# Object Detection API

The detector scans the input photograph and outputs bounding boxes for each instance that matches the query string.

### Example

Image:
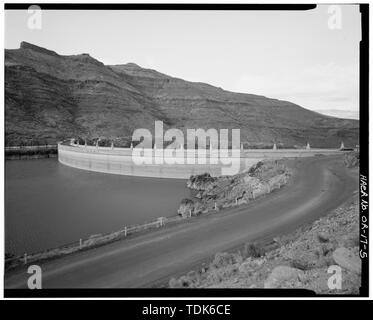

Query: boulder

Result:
[264,266,303,288]
[187,173,217,191]
[238,260,253,274]
[284,241,321,270]
[332,247,361,275]
[317,232,330,243]
[339,227,359,248]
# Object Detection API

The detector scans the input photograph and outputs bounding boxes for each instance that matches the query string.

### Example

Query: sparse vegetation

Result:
[169,197,361,294]
[5,252,14,260]
[169,246,258,288]
[178,160,291,217]
[169,275,195,288]
[344,151,359,168]
[242,242,265,258]
[211,252,242,269]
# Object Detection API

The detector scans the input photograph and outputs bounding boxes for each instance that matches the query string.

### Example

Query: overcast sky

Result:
[5,5,361,119]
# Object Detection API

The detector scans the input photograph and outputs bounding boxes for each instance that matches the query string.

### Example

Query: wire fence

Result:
[5,215,187,271]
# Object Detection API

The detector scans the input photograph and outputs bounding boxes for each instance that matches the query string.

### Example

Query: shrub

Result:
[242,242,265,258]
[344,152,359,168]
[206,264,239,284]
[169,277,182,288]
[98,138,112,147]
[169,275,195,288]
[186,270,200,285]
[210,252,240,269]
[5,252,14,260]
[290,259,311,271]
[180,198,194,206]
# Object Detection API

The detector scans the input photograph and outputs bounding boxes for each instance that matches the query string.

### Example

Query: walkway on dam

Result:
[58,142,346,178]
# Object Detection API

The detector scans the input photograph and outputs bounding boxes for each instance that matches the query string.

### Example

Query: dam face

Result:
[58,143,344,179]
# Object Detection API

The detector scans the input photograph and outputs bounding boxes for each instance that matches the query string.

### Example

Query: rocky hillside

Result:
[178,160,291,217]
[169,195,361,294]
[5,42,359,147]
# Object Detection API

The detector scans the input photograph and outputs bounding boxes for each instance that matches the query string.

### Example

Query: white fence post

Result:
[23,253,27,265]
[159,217,165,227]
[124,226,127,237]
[79,239,82,249]
[158,217,163,227]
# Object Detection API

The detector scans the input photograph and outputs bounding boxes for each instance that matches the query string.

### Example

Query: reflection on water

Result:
[5,159,190,255]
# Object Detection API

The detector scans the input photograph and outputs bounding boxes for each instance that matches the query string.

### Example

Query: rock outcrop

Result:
[187,173,217,191]
[264,266,304,289]
[178,160,291,217]
[332,247,361,275]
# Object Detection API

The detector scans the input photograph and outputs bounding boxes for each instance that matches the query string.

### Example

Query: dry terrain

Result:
[5,155,357,289]
[169,155,360,294]
[6,42,358,147]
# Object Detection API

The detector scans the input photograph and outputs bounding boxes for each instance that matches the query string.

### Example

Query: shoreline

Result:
[5,146,57,160]
[6,154,57,160]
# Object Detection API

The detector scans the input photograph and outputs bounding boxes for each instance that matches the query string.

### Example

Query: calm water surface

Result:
[5,159,190,255]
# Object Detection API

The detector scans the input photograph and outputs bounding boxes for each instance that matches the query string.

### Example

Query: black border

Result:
[3,3,369,299]
[1,300,367,318]
[5,288,317,298]
[5,3,316,10]
[358,3,369,298]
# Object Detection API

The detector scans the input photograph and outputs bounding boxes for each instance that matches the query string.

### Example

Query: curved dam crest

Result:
[58,143,345,179]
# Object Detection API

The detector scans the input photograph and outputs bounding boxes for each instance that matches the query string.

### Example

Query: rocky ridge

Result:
[6,42,359,147]
[177,160,291,217]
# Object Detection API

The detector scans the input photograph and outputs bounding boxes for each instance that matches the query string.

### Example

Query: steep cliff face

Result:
[5,42,359,147]
[5,42,162,144]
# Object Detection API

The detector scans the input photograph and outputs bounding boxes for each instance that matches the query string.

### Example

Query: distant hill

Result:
[5,42,359,148]
[314,109,359,120]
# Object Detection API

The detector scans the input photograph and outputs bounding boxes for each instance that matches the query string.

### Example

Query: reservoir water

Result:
[5,158,191,255]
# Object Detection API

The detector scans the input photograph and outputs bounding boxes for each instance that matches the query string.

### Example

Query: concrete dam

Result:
[58,142,345,179]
